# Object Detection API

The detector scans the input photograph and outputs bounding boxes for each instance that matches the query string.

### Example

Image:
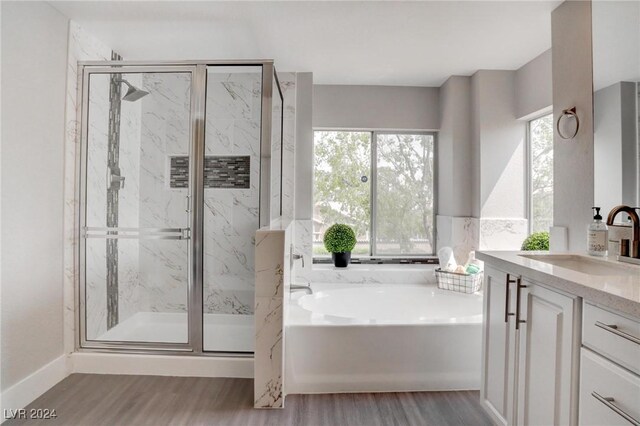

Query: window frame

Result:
[312,128,438,262]
[526,112,554,235]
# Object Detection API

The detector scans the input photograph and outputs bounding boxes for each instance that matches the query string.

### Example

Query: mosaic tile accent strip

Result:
[170,156,189,189]
[106,50,123,330]
[170,156,251,189]
[206,156,251,188]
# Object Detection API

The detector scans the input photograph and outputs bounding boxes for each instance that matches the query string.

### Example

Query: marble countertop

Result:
[476,251,640,318]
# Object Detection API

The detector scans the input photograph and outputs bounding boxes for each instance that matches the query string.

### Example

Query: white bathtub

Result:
[285,283,483,394]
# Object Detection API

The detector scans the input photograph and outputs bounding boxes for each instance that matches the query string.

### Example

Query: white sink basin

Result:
[518,254,639,277]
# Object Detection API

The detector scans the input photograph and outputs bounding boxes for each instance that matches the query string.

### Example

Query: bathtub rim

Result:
[287,282,484,327]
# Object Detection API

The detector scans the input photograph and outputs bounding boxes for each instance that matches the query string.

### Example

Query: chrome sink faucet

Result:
[607,205,640,259]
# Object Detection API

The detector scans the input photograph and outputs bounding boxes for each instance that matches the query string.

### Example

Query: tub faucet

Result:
[290,245,304,268]
[607,205,640,259]
[290,283,313,295]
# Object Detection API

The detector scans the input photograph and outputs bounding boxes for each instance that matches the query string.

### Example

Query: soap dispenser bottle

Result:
[588,207,608,257]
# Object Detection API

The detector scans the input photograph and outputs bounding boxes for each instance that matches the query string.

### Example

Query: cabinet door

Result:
[481,266,518,426]
[516,281,579,426]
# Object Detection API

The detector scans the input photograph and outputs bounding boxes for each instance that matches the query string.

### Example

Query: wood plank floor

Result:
[6,374,492,426]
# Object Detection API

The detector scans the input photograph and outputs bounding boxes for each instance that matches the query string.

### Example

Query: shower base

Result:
[97,312,254,352]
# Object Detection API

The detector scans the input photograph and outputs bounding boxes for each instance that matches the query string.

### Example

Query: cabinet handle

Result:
[515,279,527,330]
[591,391,640,426]
[595,321,640,345]
[504,275,516,323]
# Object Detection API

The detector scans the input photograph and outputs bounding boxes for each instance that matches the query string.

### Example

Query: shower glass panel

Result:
[82,70,193,345]
[271,76,284,219]
[202,66,263,352]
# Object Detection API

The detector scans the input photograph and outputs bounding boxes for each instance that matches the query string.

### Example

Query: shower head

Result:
[119,79,149,102]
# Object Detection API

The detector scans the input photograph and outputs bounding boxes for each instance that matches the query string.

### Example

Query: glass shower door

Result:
[81,67,195,348]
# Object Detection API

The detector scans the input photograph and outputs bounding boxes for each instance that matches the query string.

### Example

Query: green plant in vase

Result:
[323,224,357,268]
[521,231,550,251]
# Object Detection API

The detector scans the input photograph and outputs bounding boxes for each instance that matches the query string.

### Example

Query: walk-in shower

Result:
[78,61,283,355]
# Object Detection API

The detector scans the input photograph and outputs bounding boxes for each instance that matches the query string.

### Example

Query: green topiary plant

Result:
[521,231,550,251]
[323,224,357,253]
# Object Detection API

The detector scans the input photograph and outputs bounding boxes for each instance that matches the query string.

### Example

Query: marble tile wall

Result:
[271,83,283,221]
[203,70,263,316]
[436,215,527,262]
[436,215,479,265]
[278,73,297,223]
[292,219,313,283]
[138,72,192,314]
[254,220,292,408]
[114,75,144,324]
[479,218,528,251]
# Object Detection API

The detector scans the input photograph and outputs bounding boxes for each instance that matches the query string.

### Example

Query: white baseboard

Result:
[1,355,69,422]
[71,352,254,378]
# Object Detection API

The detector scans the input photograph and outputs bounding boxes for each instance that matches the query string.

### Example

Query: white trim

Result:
[1,356,69,421]
[518,105,553,122]
[313,126,440,133]
[70,352,254,378]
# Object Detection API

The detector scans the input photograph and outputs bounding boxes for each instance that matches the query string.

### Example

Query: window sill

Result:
[311,263,437,272]
[313,257,438,265]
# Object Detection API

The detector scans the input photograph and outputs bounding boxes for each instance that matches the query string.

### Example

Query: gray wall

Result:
[594,81,638,215]
[515,49,553,120]
[551,0,594,251]
[1,1,68,390]
[438,76,472,217]
[295,73,314,220]
[313,85,439,130]
[471,70,527,219]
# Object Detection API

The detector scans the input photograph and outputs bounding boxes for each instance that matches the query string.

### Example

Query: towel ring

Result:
[556,107,579,140]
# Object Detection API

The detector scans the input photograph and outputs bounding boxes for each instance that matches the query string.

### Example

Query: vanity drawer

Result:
[580,349,640,426]
[583,302,640,374]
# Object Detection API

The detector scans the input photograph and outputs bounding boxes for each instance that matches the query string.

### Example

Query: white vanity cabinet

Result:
[481,265,580,426]
[579,303,640,426]
[515,281,580,426]
[481,266,517,426]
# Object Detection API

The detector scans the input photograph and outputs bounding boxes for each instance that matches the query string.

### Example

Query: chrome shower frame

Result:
[76,60,283,356]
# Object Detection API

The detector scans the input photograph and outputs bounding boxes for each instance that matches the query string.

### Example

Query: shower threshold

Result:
[96,312,255,352]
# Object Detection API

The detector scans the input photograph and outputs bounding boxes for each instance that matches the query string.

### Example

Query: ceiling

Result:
[50,1,560,87]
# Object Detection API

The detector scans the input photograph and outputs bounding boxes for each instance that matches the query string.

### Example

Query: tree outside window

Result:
[313,131,435,257]
[529,114,554,234]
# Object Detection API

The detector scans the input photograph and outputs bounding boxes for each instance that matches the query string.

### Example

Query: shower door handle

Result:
[83,227,190,240]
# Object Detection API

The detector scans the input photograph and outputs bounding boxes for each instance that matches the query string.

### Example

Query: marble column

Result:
[254,220,292,408]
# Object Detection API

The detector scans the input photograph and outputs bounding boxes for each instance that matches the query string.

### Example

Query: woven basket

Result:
[435,268,482,294]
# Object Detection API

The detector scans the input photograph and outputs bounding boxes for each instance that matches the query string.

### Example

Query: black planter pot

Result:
[331,252,351,268]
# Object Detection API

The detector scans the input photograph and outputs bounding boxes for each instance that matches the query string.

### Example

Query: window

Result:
[528,114,554,234]
[313,130,436,258]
